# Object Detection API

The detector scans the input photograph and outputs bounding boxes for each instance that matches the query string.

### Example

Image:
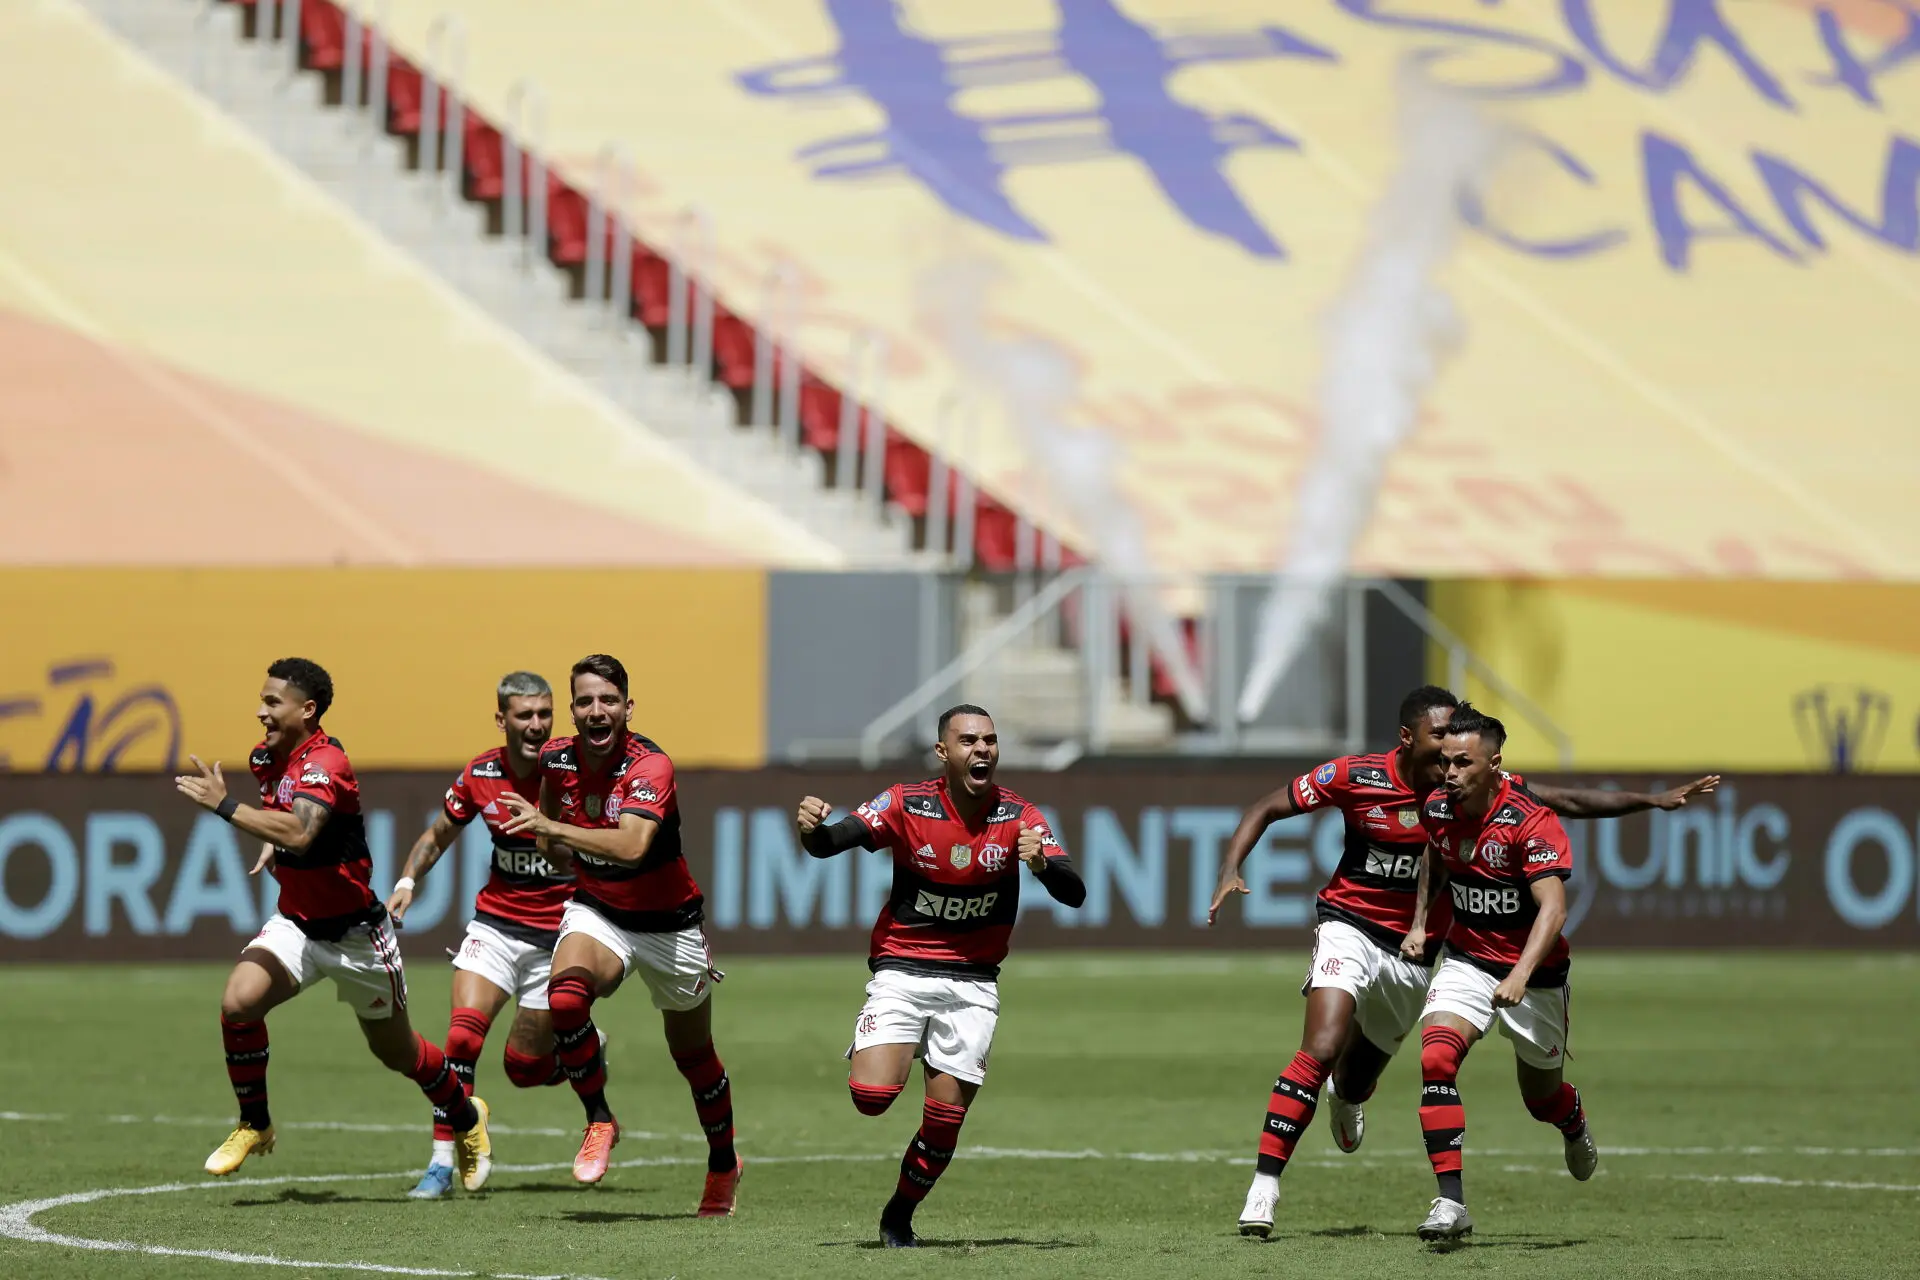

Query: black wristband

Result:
[215,797,239,822]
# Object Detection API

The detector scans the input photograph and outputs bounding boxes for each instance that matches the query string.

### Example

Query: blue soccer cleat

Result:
[408,1163,455,1200]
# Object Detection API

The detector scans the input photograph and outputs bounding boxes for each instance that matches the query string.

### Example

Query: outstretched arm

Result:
[175,756,326,851]
[1208,784,1299,925]
[1532,775,1720,818]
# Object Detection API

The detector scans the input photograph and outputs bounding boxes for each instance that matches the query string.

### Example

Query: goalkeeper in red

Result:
[1404,704,1592,1242]
[794,704,1085,1248]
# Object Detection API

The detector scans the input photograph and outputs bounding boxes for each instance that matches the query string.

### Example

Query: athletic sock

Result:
[220,1014,271,1131]
[502,1045,565,1089]
[672,1041,736,1174]
[1419,1025,1470,1205]
[1525,1082,1587,1139]
[548,974,612,1124]
[434,1007,491,1146]
[896,1097,967,1205]
[408,1035,478,1133]
[850,1081,903,1115]
[1255,1051,1327,1179]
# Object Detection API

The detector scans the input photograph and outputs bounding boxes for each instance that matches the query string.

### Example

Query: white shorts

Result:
[245,912,407,1021]
[556,900,720,1013]
[1301,919,1433,1051]
[451,919,553,1011]
[848,969,1000,1085]
[1422,955,1570,1069]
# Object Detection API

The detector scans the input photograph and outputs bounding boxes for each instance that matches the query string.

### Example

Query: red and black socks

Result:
[220,1014,271,1131]
[433,1007,491,1145]
[850,1081,904,1115]
[1255,1051,1327,1180]
[1419,1025,1471,1205]
[1525,1082,1588,1139]
[672,1041,737,1174]
[889,1096,968,1223]
[548,974,611,1123]
[409,1035,478,1133]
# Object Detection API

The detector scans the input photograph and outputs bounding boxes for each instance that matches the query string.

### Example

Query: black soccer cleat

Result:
[879,1197,918,1249]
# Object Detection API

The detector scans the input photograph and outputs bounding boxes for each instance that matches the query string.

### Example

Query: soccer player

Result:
[173,657,491,1189]
[1208,685,1716,1235]
[387,671,573,1200]
[496,653,742,1216]
[1402,704,1593,1241]
[794,703,1087,1249]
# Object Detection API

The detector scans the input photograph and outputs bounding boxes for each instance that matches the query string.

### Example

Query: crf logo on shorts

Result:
[1451,882,1522,915]
[858,1013,877,1035]
[1320,957,1342,975]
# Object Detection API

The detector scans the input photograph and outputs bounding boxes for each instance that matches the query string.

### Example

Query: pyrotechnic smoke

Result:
[916,253,1208,721]
[1237,65,1505,724]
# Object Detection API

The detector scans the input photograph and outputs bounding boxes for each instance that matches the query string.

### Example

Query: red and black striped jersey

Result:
[443,746,571,949]
[249,730,376,937]
[1421,777,1573,987]
[1290,750,1449,957]
[540,731,702,933]
[852,778,1063,981]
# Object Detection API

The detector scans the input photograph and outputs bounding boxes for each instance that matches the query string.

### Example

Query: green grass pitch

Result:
[0,952,1914,1278]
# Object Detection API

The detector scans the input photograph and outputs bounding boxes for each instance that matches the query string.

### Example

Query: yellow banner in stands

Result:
[0,570,767,772]
[1433,578,1920,771]
[388,0,1920,578]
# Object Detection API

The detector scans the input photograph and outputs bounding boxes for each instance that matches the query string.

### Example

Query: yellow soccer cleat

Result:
[454,1097,492,1192]
[204,1125,275,1176]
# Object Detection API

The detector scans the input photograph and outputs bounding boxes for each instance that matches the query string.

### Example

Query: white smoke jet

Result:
[1237,65,1506,724]
[916,252,1208,722]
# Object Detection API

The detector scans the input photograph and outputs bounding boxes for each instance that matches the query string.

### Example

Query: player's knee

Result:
[849,1081,903,1116]
[502,1046,551,1089]
[547,973,594,1023]
[1419,1026,1466,1081]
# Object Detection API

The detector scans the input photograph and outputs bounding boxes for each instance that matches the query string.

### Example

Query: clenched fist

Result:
[1017,827,1048,873]
[796,796,833,834]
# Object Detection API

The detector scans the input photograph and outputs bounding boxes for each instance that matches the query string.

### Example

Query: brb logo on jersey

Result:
[914,888,999,922]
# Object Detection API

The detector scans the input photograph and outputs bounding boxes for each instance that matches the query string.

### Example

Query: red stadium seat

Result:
[546,177,587,265]
[711,308,756,390]
[463,112,503,201]
[385,57,422,135]
[798,377,841,453]
[973,497,1018,571]
[631,245,671,327]
[299,0,346,71]
[884,431,931,517]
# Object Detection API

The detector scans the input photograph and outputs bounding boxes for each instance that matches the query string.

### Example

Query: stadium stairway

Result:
[0,0,851,566]
[89,0,934,568]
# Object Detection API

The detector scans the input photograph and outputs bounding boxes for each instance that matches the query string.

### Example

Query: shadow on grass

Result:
[821,1238,1081,1251]
[230,1189,400,1208]
[559,1209,700,1225]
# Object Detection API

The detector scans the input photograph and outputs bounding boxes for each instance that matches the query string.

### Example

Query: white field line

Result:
[10,1112,1920,1161]
[4,1141,1918,1276]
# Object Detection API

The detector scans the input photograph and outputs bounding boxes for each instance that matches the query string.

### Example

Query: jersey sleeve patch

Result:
[443,765,477,824]
[618,752,675,818]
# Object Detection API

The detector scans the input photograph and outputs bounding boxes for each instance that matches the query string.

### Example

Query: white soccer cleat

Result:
[1417,1196,1473,1242]
[1237,1174,1279,1237]
[1565,1123,1598,1181]
[1323,1077,1364,1153]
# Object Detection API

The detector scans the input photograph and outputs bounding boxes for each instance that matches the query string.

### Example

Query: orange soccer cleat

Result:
[698,1158,743,1217]
[572,1120,621,1184]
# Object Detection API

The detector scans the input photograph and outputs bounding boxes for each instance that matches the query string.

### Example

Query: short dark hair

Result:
[937,703,992,737]
[1444,702,1507,751]
[1398,684,1461,730]
[267,657,333,721]
[570,654,629,699]
[497,670,552,711]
